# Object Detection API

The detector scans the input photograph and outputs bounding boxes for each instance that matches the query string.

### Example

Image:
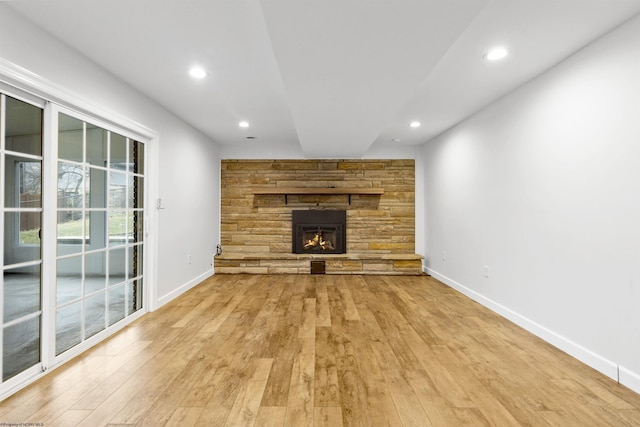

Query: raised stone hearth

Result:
[214,253,424,275]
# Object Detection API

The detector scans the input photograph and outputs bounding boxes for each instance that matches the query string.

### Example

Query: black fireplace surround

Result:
[292,210,346,254]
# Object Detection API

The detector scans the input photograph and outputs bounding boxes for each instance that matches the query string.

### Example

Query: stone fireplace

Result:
[216,159,423,274]
[292,210,346,254]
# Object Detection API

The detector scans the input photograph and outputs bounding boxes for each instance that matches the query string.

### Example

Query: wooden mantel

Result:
[252,187,384,204]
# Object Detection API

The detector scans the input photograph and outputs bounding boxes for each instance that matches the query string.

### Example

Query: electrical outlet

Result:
[441,250,446,261]
[188,254,192,264]
[484,265,490,278]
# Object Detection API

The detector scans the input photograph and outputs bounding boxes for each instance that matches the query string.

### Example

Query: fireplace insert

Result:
[292,210,346,254]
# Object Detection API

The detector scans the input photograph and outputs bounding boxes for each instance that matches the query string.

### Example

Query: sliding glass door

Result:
[0,88,146,394]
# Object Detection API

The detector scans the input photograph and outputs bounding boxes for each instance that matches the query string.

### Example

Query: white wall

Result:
[0,4,220,308]
[421,14,640,393]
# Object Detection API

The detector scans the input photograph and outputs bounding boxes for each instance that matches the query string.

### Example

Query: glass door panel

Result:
[1,94,43,382]
[56,256,83,304]
[54,111,145,357]
[58,113,83,162]
[108,285,125,326]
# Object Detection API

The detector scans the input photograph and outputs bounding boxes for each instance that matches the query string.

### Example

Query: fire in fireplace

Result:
[292,210,346,254]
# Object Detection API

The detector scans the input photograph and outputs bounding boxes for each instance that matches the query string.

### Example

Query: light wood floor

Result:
[2,274,640,426]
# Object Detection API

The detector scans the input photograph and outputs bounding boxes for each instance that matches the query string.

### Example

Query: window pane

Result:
[5,96,42,156]
[57,256,82,304]
[3,316,40,381]
[109,285,125,326]
[131,140,144,175]
[56,302,82,355]
[57,210,84,254]
[84,292,106,339]
[85,251,106,294]
[19,161,42,209]
[87,167,106,209]
[108,211,126,246]
[4,156,41,208]
[86,124,107,166]
[4,212,40,265]
[110,132,126,168]
[19,211,41,246]
[87,210,106,250]
[3,264,41,323]
[58,113,83,162]
[109,171,126,209]
[108,247,126,286]
[58,162,84,209]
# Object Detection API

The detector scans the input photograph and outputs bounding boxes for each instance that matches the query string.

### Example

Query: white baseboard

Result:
[620,366,640,395]
[155,268,214,310]
[425,268,640,394]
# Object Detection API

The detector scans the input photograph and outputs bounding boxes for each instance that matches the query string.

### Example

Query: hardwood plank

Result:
[314,327,341,407]
[314,406,344,427]
[0,407,15,417]
[335,276,361,321]
[260,277,299,406]
[336,369,373,427]
[299,298,316,339]
[451,407,492,426]
[324,280,377,426]
[429,344,521,426]
[549,378,639,426]
[72,347,184,426]
[284,338,315,427]
[326,281,357,373]
[315,277,332,327]
[135,355,218,426]
[260,358,294,407]
[347,319,403,426]
[164,407,204,427]
[254,406,286,427]
[225,358,274,426]
[9,340,156,424]
[368,338,431,426]
[48,409,92,427]
[171,290,221,328]
[193,367,245,426]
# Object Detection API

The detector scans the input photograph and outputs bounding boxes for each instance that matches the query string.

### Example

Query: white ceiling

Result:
[7,0,640,158]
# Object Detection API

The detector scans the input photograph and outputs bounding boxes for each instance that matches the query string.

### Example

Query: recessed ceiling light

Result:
[238,121,250,128]
[484,47,508,61]
[409,121,421,128]
[189,66,207,79]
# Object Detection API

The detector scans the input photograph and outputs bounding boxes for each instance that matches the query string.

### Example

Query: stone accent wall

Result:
[219,159,415,257]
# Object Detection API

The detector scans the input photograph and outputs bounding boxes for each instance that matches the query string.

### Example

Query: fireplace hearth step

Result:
[214,253,424,275]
